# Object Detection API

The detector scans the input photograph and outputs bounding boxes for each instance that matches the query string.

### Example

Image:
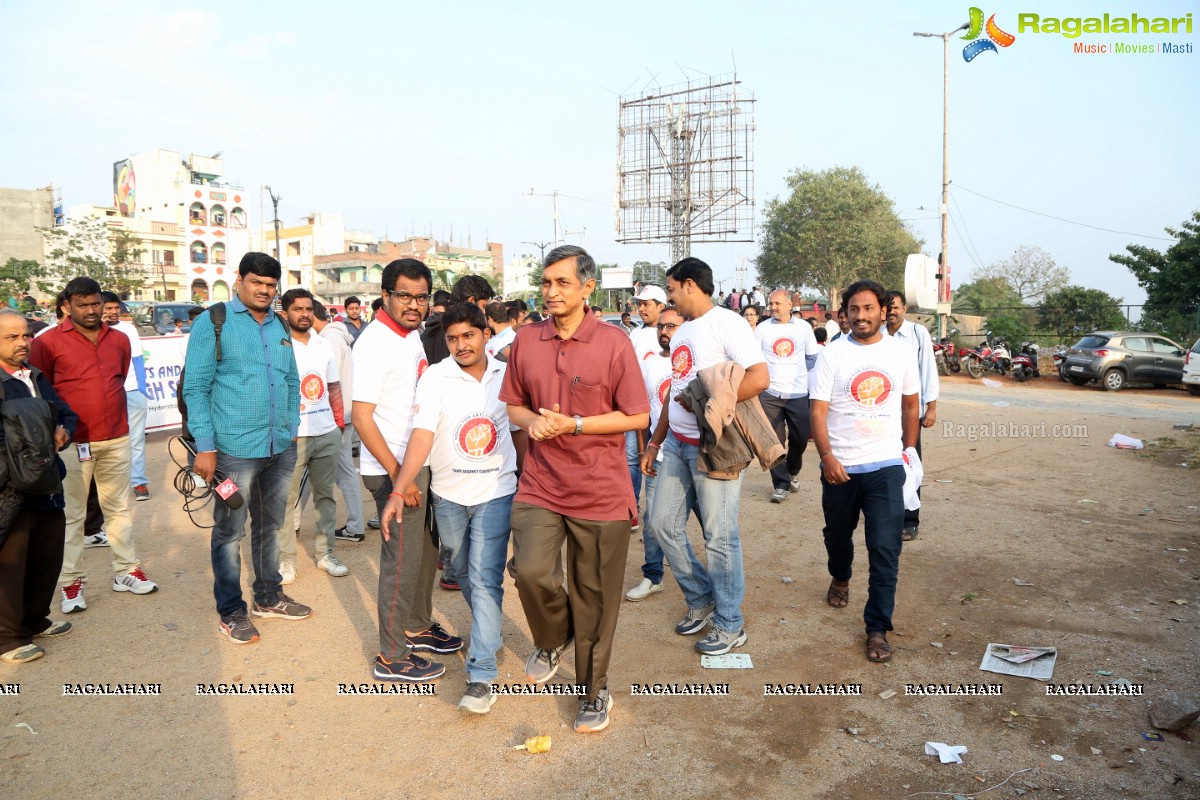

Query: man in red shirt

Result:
[500,245,649,733]
[30,277,158,615]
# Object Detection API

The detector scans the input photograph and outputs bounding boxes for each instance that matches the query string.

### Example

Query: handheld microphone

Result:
[211,469,244,510]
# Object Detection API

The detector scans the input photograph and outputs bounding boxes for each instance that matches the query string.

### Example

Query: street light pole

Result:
[265,184,283,287]
[914,22,969,339]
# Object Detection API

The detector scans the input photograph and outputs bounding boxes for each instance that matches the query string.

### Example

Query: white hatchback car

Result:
[1185,338,1200,396]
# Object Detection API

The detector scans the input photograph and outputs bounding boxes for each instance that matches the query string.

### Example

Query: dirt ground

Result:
[2,373,1198,799]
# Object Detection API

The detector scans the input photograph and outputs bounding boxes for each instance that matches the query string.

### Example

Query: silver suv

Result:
[1063,331,1187,391]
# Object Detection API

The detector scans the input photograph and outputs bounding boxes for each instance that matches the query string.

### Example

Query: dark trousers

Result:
[821,465,904,634]
[760,393,811,490]
[85,479,103,536]
[0,506,66,653]
[508,501,631,701]
[904,428,923,531]
[364,469,436,660]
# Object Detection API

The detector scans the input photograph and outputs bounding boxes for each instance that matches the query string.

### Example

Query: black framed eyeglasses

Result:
[388,291,431,307]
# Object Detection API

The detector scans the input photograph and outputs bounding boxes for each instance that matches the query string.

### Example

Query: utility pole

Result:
[914,20,970,339]
[265,184,283,286]
[522,240,552,263]
[523,189,560,247]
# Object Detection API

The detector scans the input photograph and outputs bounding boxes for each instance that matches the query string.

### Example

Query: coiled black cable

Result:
[168,435,217,529]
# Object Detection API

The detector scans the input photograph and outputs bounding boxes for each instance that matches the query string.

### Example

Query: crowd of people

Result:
[0,247,939,735]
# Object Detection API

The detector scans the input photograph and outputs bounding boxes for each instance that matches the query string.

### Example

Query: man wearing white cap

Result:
[625,285,668,511]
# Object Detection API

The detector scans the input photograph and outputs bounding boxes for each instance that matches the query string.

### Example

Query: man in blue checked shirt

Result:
[184,252,312,645]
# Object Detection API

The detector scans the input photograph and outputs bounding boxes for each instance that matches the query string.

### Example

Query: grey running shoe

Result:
[574,689,613,733]
[675,604,714,636]
[525,637,572,684]
[34,620,72,638]
[252,593,312,620]
[458,682,498,714]
[219,612,260,644]
[1,644,45,663]
[770,487,788,503]
[695,626,747,655]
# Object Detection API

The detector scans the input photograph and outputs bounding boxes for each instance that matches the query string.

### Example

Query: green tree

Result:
[1037,285,1127,338]
[975,245,1069,304]
[632,260,667,287]
[0,258,45,300]
[40,216,149,298]
[1110,210,1200,344]
[952,276,1022,315]
[983,313,1029,347]
[756,166,922,305]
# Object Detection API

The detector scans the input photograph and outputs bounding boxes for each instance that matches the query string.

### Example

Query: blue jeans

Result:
[431,491,513,684]
[639,471,665,583]
[625,430,642,502]
[649,436,746,632]
[821,465,905,634]
[210,445,297,617]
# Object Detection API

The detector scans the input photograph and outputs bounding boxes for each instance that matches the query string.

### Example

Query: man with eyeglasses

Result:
[352,260,463,682]
[625,307,687,602]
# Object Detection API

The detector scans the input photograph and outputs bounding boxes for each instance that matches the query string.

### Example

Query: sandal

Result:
[866,632,892,663]
[901,528,918,542]
[826,580,849,609]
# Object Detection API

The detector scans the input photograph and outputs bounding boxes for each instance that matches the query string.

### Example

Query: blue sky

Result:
[1,0,1196,304]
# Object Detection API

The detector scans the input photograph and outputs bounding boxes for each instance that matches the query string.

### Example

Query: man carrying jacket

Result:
[0,310,78,662]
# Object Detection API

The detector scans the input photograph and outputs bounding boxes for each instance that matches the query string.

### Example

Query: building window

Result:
[190,241,208,264]
[212,242,226,265]
[230,207,246,229]
[212,280,230,302]
[189,202,208,226]
[191,278,209,303]
[211,204,227,227]
[287,241,301,257]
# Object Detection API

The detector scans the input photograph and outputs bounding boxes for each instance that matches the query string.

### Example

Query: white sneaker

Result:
[625,578,663,602]
[83,531,108,548]
[317,554,348,577]
[789,473,801,491]
[279,561,296,585]
[61,580,86,613]
[770,488,788,503]
[112,568,158,595]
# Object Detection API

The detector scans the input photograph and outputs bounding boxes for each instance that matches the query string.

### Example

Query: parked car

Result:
[1062,331,1188,391]
[1185,337,1200,396]
[133,302,204,336]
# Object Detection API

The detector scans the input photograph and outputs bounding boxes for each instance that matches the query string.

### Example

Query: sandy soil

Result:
[2,374,1198,799]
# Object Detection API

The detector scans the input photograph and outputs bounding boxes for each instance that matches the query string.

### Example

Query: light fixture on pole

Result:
[913,21,969,339]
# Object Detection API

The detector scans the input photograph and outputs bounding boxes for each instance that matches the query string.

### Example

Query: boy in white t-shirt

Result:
[352,260,463,684]
[755,289,822,503]
[809,280,919,664]
[279,289,348,584]
[381,303,520,714]
[624,306,692,602]
[642,258,768,657]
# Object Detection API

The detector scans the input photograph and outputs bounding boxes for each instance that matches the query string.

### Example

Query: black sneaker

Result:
[439,576,461,591]
[251,593,312,620]
[373,652,445,682]
[406,622,463,653]
[334,527,365,543]
[219,612,260,644]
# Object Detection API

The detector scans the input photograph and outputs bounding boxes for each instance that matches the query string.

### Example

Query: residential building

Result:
[0,185,57,265]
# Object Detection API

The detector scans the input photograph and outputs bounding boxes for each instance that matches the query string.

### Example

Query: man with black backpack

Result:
[0,310,77,662]
[183,253,312,645]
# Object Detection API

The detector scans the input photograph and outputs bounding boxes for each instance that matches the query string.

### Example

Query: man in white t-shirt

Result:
[809,280,919,664]
[624,283,669,513]
[101,294,151,500]
[756,289,821,503]
[624,306,689,602]
[642,258,768,656]
[484,302,516,361]
[886,290,939,543]
[352,259,463,684]
[823,311,840,343]
[278,289,348,585]
[380,303,520,714]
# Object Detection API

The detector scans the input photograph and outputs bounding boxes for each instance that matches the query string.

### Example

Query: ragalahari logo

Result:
[962,7,1016,61]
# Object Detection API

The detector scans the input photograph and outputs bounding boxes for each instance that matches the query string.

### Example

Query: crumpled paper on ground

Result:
[924,741,968,764]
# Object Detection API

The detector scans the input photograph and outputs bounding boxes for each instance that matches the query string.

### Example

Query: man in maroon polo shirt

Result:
[29,277,158,615]
[500,245,649,734]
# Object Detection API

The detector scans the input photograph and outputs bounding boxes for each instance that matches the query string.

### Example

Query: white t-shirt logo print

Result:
[454,414,499,461]
[300,372,326,402]
[772,337,796,358]
[671,342,695,381]
[846,366,893,409]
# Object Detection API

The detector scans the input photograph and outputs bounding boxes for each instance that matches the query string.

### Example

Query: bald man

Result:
[755,290,821,502]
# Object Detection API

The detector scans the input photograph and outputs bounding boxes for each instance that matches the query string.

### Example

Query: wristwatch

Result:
[572,415,583,436]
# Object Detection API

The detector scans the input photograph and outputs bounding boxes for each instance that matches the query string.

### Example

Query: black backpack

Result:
[1,391,61,495]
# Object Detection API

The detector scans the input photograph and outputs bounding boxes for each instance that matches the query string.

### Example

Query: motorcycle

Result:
[934,337,961,375]
[962,337,1011,379]
[1050,345,1069,382]
[1011,342,1041,382]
